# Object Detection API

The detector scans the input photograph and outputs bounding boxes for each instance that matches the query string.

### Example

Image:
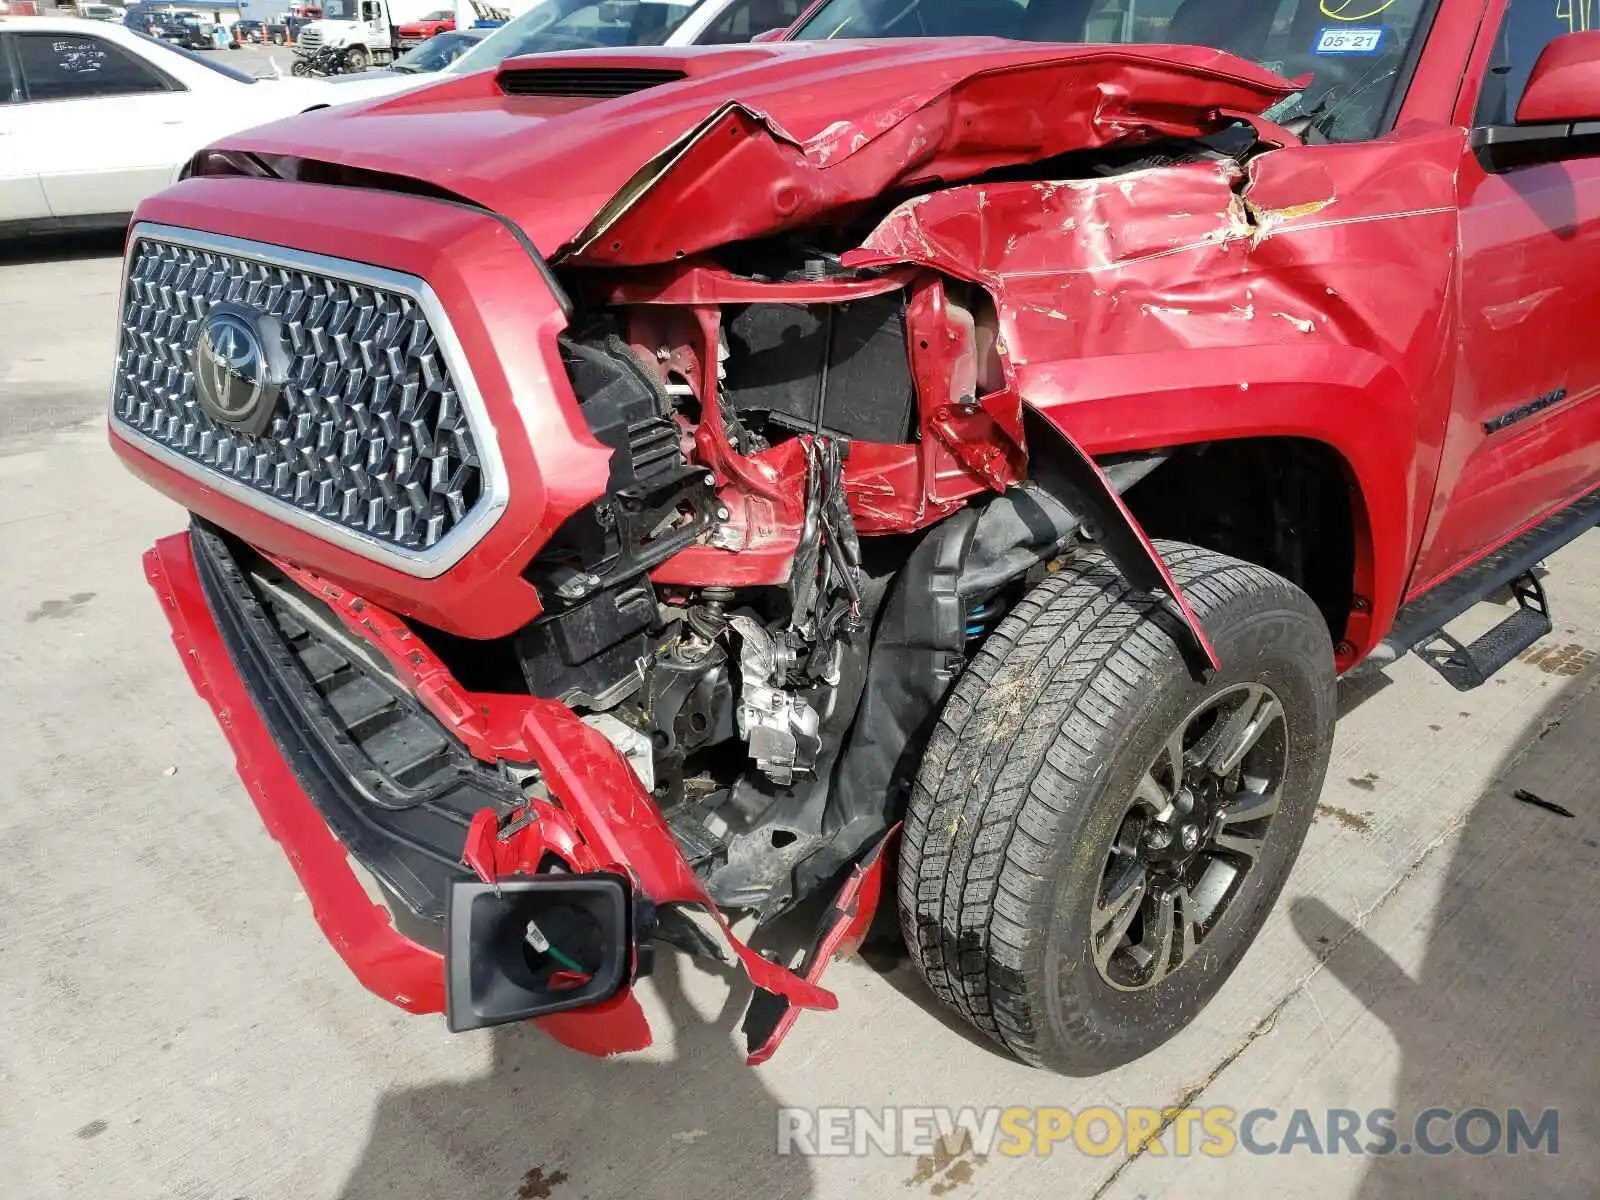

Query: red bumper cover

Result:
[145,531,889,1061]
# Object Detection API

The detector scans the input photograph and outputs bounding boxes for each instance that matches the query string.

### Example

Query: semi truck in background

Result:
[293,0,528,67]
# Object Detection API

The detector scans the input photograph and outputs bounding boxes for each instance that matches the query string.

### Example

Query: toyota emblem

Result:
[193,305,284,436]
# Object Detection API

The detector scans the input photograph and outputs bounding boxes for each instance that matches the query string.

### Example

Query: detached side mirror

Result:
[1472,31,1600,172]
[751,26,786,42]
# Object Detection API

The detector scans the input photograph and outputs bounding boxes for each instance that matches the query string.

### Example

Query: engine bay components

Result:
[721,288,917,444]
[531,327,717,603]
[729,615,823,785]
[441,259,1101,919]
[516,578,656,709]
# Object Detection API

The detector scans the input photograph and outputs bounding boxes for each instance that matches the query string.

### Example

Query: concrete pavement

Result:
[0,237,1595,1199]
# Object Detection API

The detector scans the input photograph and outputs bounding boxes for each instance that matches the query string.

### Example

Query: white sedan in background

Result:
[0,17,333,235]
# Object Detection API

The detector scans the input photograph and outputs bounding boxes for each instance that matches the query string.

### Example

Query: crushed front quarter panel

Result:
[843,127,1467,661]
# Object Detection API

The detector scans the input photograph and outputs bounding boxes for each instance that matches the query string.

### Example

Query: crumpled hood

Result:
[215,38,1295,262]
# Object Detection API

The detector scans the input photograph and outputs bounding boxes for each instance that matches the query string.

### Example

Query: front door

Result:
[0,35,52,225]
[11,29,192,220]
[1410,0,1600,588]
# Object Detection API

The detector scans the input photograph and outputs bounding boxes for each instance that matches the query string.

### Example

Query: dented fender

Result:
[843,128,1466,663]
[1027,346,1427,665]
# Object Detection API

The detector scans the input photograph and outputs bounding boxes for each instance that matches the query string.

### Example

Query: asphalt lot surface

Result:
[1,229,1596,1200]
[232,41,352,78]
[175,41,306,79]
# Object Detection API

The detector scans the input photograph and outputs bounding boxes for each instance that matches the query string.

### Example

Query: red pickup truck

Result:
[113,0,1600,1073]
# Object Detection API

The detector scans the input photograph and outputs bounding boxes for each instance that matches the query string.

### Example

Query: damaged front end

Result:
[148,522,855,1060]
[126,39,1332,1061]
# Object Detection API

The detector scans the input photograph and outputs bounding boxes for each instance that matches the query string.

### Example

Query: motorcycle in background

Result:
[290,42,362,75]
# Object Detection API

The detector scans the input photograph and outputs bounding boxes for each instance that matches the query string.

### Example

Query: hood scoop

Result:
[497,65,688,99]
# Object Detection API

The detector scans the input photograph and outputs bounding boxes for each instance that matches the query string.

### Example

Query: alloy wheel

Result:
[1090,682,1288,992]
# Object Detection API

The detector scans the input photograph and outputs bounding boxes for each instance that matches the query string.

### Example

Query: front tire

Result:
[898,544,1336,1073]
[344,45,369,70]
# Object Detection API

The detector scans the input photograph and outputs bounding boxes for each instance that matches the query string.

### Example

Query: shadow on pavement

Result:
[1334,667,1394,719]
[335,950,815,1200]
[1292,668,1600,1198]
[851,887,1015,1062]
[0,229,126,267]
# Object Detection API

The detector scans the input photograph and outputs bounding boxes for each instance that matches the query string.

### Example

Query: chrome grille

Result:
[112,230,501,568]
[295,27,323,47]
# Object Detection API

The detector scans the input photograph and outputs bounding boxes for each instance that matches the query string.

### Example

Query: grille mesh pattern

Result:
[113,236,484,552]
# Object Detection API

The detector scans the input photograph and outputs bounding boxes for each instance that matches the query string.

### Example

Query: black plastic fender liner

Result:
[798,483,1084,900]
[1022,404,1220,677]
[797,422,1206,898]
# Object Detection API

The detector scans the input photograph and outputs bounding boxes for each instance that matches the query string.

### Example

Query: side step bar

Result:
[1412,571,1550,690]
[1377,487,1600,690]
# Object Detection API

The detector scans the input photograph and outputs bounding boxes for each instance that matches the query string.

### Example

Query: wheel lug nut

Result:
[1143,826,1172,850]
[1180,824,1201,852]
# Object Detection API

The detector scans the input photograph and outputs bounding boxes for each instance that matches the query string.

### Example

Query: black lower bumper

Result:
[190,523,523,951]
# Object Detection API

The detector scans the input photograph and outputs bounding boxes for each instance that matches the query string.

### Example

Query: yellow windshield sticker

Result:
[1320,0,1398,19]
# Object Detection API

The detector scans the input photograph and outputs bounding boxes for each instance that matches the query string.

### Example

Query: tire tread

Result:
[898,543,1324,1065]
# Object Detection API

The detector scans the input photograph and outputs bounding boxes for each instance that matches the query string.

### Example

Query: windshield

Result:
[393,30,479,71]
[451,0,697,72]
[789,0,1432,142]
[323,0,357,18]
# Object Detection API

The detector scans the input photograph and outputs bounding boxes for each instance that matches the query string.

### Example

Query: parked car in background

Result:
[122,3,169,35]
[146,11,214,48]
[329,0,802,99]
[386,25,487,71]
[233,17,264,41]
[0,18,332,235]
[395,5,453,46]
[468,0,800,52]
